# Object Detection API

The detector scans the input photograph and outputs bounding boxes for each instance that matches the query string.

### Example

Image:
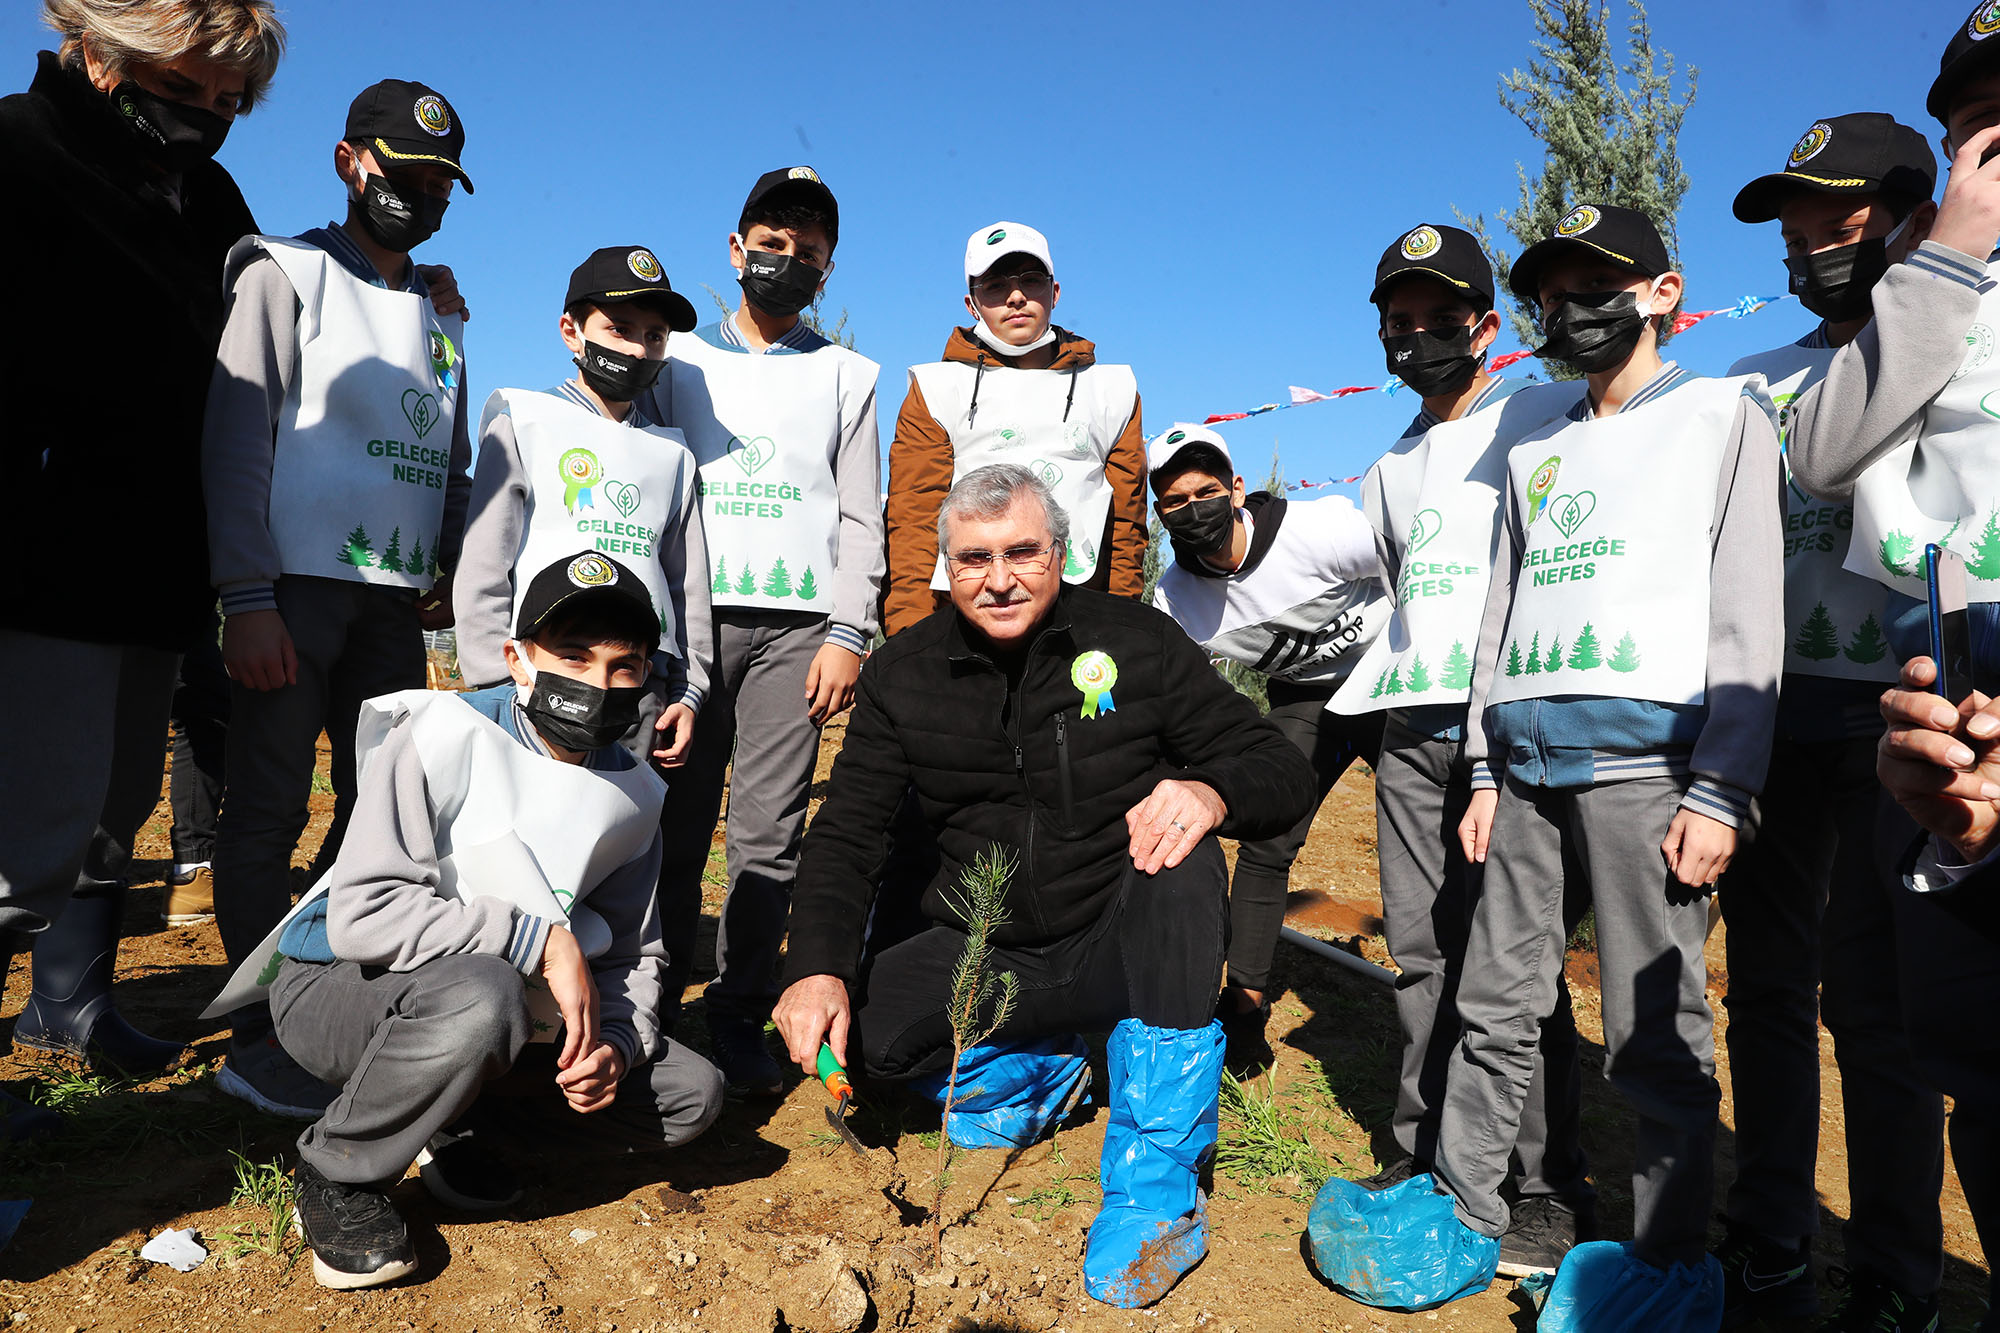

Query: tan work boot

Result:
[163,866,216,927]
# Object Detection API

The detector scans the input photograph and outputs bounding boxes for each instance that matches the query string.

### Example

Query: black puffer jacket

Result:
[783,587,1316,983]
[0,53,256,651]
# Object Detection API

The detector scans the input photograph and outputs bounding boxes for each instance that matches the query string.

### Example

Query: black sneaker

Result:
[291,1159,417,1290]
[1713,1218,1816,1326]
[1497,1196,1580,1278]
[1358,1153,1423,1190]
[709,1017,784,1098]
[416,1130,521,1210]
[1817,1268,1940,1333]
[1216,990,1274,1076]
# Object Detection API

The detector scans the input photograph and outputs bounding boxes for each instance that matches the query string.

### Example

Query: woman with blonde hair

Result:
[0,0,283,1132]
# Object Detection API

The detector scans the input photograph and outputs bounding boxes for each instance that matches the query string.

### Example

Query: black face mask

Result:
[1785,237,1890,323]
[1536,289,1650,374]
[1382,325,1485,398]
[110,80,231,172]
[738,250,823,318]
[1158,493,1236,558]
[352,172,449,253]
[576,340,665,403]
[521,670,644,753]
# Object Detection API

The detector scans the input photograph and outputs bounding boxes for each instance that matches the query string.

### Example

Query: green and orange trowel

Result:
[816,1043,875,1160]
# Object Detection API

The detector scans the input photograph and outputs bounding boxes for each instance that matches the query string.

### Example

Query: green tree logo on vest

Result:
[1969,511,2000,580]
[1523,631,1543,674]
[1845,613,1888,664]
[337,523,376,568]
[381,526,406,574]
[1567,622,1603,669]
[605,480,643,519]
[1405,653,1432,692]
[736,563,758,596]
[1440,641,1473,689]
[407,535,426,576]
[763,558,794,597]
[1608,632,1642,672]
[729,435,775,477]
[1062,538,1096,578]
[1505,641,1525,676]
[1794,602,1840,660]
[1549,491,1596,539]
[1878,530,1918,577]
[797,566,820,600]
[1543,634,1563,673]
[711,556,730,595]
[402,388,441,439]
[559,448,603,514]
[1525,457,1561,526]
[1408,508,1444,554]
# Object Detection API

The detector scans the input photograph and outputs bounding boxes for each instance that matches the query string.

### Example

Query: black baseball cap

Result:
[739,166,839,245]
[564,246,698,332]
[1370,223,1495,308]
[344,79,473,193]
[514,552,659,652]
[1930,1,2000,124]
[1507,204,1672,305]
[1733,114,1937,223]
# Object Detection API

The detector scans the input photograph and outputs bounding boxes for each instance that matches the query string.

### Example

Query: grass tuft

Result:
[1217,1070,1339,1192]
[212,1152,300,1268]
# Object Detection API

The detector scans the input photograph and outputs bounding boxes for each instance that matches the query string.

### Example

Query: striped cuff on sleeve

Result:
[219,581,279,616]
[1469,760,1499,792]
[672,683,705,714]
[507,913,552,975]
[1680,777,1752,829]
[824,623,868,657]
[1908,243,1993,291]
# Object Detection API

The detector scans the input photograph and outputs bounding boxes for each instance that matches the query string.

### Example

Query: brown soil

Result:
[0,737,1988,1331]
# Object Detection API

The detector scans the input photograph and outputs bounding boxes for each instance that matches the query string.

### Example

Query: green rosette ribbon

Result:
[1072,650,1119,719]
[560,447,603,515]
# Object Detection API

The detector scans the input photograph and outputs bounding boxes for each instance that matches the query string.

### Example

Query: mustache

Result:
[975,589,1029,608]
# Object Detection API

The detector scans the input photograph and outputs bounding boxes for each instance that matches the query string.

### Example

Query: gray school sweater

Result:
[202,234,474,616]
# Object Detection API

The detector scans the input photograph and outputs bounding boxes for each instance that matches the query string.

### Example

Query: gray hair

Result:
[938,463,1070,557]
[46,0,287,113]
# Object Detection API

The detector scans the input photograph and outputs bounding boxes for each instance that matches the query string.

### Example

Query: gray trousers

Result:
[1719,733,1943,1292]
[655,610,828,1026]
[271,954,725,1184]
[1374,717,1590,1202]
[1436,772,1719,1267]
[213,576,424,979]
[0,629,179,941]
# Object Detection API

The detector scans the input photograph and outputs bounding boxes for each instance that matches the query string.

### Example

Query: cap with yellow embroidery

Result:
[344,79,473,194]
[513,551,658,651]
[1732,113,1937,224]
[739,165,838,245]
[1506,203,1671,306]
[1370,223,1495,308]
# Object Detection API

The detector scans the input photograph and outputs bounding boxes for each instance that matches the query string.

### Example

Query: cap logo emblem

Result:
[1788,122,1832,167]
[788,166,821,182]
[567,554,617,588]
[627,249,663,283]
[413,94,452,137]
[986,228,1007,245]
[1399,225,1443,260]
[1166,429,1187,445]
[1554,206,1601,237]
[1972,0,2000,38]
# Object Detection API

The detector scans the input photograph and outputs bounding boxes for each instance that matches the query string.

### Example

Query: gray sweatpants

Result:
[1374,717,1590,1203]
[0,630,179,941]
[213,575,424,977]
[271,953,724,1184]
[1719,733,1944,1292]
[655,610,828,1026]
[1436,772,1719,1267]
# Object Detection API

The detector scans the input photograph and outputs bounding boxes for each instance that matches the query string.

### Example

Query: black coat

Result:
[782,586,1317,983]
[0,53,256,651]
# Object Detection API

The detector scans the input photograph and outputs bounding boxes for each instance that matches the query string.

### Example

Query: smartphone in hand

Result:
[1928,544,1978,701]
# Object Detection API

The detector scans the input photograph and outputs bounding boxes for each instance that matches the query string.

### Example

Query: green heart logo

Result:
[1550,491,1597,539]
[1408,508,1444,554]
[729,435,775,477]
[605,480,642,518]
[402,388,440,438]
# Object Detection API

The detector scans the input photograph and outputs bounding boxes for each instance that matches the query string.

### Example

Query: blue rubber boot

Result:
[1306,1172,1499,1310]
[1538,1241,1723,1332]
[1082,1019,1224,1309]
[909,1034,1091,1149]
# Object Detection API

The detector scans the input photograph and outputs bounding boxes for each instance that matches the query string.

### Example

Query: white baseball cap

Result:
[1146,423,1234,478]
[965,221,1053,283]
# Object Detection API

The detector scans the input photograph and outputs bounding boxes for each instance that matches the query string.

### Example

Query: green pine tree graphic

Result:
[1384,665,1405,696]
[712,556,731,596]
[1567,622,1603,670]
[406,536,426,577]
[1544,634,1563,674]
[797,565,820,600]
[336,522,376,569]
[1406,652,1433,693]
[1524,631,1543,675]
[1843,613,1889,664]
[735,563,758,596]
[762,557,794,598]
[1440,640,1474,690]
[1793,602,1841,660]
[1608,632,1642,673]
[1879,529,1918,578]
[1504,641,1524,678]
[380,526,405,574]
[1369,667,1390,698]
[1969,512,2000,581]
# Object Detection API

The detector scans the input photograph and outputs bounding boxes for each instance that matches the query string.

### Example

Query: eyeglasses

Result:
[972,271,1054,304]
[946,539,1060,578]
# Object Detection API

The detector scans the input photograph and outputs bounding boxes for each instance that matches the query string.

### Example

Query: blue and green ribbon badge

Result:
[560,447,603,514]
[1072,650,1119,719]
[1525,455,1561,527]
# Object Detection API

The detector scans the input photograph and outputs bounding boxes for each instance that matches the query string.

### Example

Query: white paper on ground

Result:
[140,1227,208,1271]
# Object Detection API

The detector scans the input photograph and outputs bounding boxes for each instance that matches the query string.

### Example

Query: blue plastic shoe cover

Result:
[908,1033,1091,1150]
[1537,1241,1723,1333]
[1082,1018,1225,1309]
[1305,1172,1499,1311]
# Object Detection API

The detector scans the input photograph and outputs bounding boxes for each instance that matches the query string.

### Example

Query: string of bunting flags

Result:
[1188,293,1796,492]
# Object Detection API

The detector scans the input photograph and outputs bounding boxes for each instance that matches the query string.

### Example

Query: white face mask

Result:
[510,644,538,705]
[972,317,1058,359]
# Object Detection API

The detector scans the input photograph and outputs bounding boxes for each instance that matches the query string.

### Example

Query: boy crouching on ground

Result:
[210,552,724,1289]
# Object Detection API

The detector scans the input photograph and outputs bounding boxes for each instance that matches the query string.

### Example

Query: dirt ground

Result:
[0,726,1989,1332]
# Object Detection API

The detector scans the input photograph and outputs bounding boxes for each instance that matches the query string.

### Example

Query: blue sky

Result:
[8,0,1950,491]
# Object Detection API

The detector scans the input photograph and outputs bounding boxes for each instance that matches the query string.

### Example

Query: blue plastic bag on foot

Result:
[1537,1241,1723,1332]
[1305,1172,1499,1311]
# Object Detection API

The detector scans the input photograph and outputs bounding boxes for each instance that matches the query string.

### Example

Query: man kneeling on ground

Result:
[209,552,724,1289]
[773,462,1314,1308]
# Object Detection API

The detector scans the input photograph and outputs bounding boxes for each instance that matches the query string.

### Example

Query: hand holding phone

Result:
[1928,544,1979,702]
